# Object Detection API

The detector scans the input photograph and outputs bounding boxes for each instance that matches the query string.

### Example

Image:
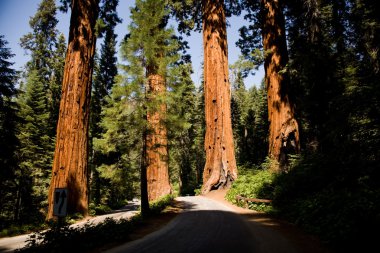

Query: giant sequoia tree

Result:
[170,0,238,193]
[122,0,177,207]
[261,0,299,169]
[201,0,237,193]
[47,0,99,220]
[16,0,65,220]
[237,0,300,170]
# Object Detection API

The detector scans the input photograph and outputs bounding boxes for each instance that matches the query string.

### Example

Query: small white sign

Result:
[53,188,68,217]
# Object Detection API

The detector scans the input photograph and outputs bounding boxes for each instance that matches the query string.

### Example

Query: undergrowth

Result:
[16,195,174,253]
[225,165,276,212]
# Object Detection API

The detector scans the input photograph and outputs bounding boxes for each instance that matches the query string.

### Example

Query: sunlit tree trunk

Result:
[201,0,237,194]
[46,0,99,220]
[261,0,300,170]
[145,74,171,201]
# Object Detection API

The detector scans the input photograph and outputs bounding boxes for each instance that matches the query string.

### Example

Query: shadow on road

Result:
[107,210,258,253]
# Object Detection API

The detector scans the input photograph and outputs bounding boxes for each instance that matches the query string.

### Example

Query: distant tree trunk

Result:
[261,0,300,170]
[145,74,171,201]
[46,0,99,220]
[140,121,150,215]
[201,0,237,194]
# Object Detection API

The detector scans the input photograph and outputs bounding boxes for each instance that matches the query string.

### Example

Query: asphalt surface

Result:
[0,200,140,252]
[106,196,299,253]
[1,196,327,253]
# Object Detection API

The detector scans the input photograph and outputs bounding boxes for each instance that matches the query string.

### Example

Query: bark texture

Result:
[261,0,300,170]
[47,0,99,220]
[145,74,171,201]
[201,0,237,194]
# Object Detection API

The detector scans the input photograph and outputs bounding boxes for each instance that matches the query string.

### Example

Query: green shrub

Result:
[226,167,275,212]
[149,194,174,215]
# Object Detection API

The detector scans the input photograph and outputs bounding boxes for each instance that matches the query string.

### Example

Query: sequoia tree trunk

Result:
[201,0,238,194]
[261,0,300,170]
[46,0,99,220]
[145,74,171,201]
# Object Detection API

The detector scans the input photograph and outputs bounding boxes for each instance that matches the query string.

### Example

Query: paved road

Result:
[0,200,140,253]
[106,196,299,253]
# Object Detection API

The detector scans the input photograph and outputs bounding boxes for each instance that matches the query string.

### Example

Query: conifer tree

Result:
[121,0,178,209]
[20,0,63,129]
[47,0,100,220]
[0,35,19,223]
[166,63,202,195]
[237,0,300,170]
[170,0,240,193]
[49,33,67,133]
[229,56,255,165]
[17,0,65,219]
[17,70,52,217]
[92,77,142,208]
[90,0,121,205]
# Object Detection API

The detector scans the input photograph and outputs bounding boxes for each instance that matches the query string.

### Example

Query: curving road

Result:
[0,200,140,252]
[105,196,302,253]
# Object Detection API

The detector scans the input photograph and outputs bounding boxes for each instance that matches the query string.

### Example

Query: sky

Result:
[0,0,264,88]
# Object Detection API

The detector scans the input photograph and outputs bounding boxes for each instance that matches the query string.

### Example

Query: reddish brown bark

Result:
[145,74,171,201]
[261,0,300,170]
[46,0,99,220]
[201,0,237,194]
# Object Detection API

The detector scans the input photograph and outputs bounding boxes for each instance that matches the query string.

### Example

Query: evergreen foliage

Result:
[93,77,142,208]
[90,0,121,206]
[14,0,65,225]
[17,70,53,222]
[233,0,380,250]
[0,35,19,228]
[19,0,64,132]
[94,0,181,209]
[230,58,268,166]
[1,1,379,250]
[166,63,204,195]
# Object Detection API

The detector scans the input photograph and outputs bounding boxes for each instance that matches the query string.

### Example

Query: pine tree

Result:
[166,63,202,195]
[90,0,121,205]
[229,56,255,165]
[0,35,19,224]
[49,33,66,134]
[47,0,100,220]
[17,70,52,221]
[93,77,142,208]
[17,0,64,220]
[20,0,63,129]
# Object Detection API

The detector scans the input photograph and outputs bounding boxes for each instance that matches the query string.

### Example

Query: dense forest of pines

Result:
[0,0,379,251]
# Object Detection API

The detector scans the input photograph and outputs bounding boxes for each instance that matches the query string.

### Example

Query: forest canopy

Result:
[0,0,379,251]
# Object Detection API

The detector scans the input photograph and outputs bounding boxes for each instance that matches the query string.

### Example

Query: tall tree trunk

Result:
[145,74,171,201]
[140,121,150,216]
[201,0,237,194]
[46,0,99,220]
[261,0,300,170]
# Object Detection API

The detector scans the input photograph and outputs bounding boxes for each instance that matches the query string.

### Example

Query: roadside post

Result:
[53,188,68,227]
